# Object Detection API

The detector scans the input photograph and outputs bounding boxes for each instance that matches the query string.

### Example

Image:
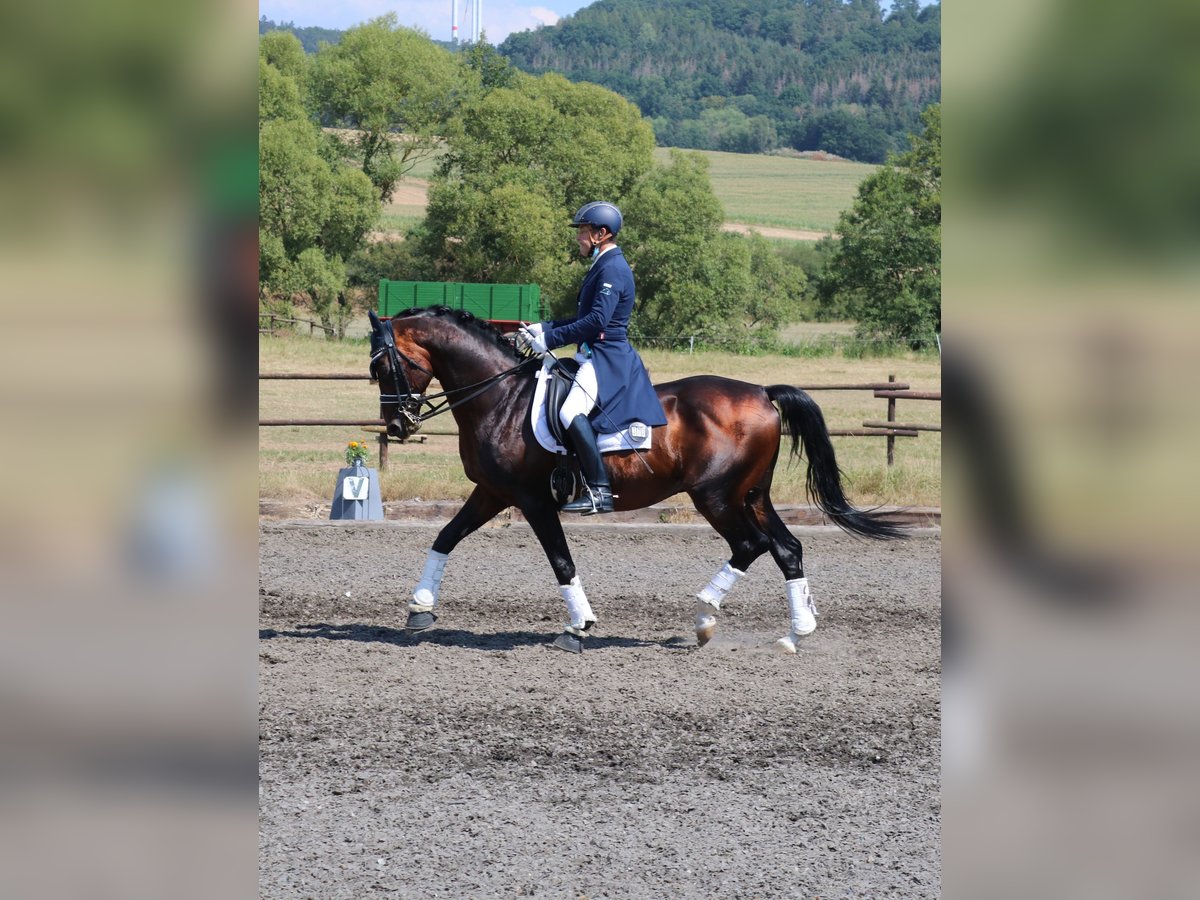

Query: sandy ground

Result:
[259,522,940,897]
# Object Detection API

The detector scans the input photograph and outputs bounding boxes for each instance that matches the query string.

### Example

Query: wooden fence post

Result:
[886,373,896,467]
[377,427,389,471]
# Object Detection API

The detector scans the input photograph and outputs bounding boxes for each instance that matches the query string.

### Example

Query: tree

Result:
[745,231,808,327]
[259,30,307,81]
[819,103,940,346]
[621,151,772,347]
[258,42,380,336]
[310,15,463,201]
[418,72,655,310]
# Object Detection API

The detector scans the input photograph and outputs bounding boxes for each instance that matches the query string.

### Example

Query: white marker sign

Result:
[342,475,369,501]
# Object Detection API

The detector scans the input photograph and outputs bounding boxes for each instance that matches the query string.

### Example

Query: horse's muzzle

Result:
[386,403,423,440]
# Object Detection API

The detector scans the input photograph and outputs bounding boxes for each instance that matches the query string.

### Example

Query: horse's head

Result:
[368,309,435,439]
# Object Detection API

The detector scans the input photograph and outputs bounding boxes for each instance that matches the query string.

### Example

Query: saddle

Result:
[541,357,583,504]
[543,356,581,449]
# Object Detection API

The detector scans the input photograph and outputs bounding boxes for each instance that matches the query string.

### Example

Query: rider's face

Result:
[576,225,609,257]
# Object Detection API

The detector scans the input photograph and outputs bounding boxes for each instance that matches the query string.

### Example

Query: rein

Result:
[370,340,537,430]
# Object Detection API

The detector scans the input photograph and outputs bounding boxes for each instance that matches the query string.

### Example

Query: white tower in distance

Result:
[453,0,483,43]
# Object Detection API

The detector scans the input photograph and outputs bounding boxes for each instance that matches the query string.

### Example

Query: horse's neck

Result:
[428,340,513,392]
[423,332,529,416]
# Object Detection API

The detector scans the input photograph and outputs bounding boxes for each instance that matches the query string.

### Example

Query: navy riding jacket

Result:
[543,247,667,434]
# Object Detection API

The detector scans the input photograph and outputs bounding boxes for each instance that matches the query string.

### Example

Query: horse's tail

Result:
[766,385,907,540]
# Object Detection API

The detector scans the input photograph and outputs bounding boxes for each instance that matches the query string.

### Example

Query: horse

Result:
[367,306,904,654]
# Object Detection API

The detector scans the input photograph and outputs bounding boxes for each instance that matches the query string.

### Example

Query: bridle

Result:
[369,312,538,436]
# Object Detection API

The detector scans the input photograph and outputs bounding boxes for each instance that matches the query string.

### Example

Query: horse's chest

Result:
[458,432,513,485]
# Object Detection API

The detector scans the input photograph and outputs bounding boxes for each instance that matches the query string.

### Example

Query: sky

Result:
[258,1,934,47]
[258,1,587,45]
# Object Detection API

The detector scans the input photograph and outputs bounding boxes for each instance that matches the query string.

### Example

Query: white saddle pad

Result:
[531,356,653,455]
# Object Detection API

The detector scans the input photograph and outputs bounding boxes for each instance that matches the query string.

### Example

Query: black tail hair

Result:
[766,385,907,540]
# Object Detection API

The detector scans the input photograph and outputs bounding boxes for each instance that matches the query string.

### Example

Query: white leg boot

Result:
[775,577,817,654]
[411,549,449,611]
[695,562,744,647]
[551,577,596,654]
[560,575,596,632]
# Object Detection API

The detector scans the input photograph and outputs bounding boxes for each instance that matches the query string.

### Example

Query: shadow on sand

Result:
[260,622,690,653]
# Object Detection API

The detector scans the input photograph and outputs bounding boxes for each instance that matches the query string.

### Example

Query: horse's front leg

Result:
[520,499,595,654]
[406,486,507,631]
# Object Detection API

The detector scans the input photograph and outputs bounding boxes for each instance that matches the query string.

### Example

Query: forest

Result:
[262,0,939,164]
[499,0,939,163]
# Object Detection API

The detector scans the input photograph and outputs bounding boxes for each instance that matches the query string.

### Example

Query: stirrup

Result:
[560,485,614,515]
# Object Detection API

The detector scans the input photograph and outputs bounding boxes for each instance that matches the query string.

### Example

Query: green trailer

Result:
[377,280,544,333]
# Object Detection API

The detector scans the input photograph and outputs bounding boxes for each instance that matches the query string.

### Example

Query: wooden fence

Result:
[258,313,337,337]
[259,373,938,470]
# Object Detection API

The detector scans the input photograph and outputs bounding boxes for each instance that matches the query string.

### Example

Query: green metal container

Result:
[378,281,543,327]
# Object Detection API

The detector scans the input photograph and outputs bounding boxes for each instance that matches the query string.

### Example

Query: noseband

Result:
[370,317,430,434]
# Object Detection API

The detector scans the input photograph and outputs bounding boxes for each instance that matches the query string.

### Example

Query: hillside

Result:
[500,0,939,163]
[364,146,875,242]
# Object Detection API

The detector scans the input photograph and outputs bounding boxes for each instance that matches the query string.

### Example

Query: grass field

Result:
[260,333,939,510]
[653,147,876,233]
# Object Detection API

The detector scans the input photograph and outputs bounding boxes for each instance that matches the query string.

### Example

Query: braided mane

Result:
[392,305,524,361]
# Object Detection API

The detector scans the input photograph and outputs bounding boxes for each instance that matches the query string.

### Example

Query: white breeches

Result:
[558,357,598,429]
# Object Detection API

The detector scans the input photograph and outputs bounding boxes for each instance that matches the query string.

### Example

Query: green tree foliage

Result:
[745,232,809,327]
[310,15,463,201]
[259,16,344,54]
[819,103,940,346]
[259,39,380,337]
[501,0,940,163]
[259,30,308,81]
[418,71,656,309]
[621,150,803,346]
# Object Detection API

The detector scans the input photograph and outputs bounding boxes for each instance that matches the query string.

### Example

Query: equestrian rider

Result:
[519,202,667,515]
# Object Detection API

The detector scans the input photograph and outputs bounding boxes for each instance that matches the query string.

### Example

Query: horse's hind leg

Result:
[748,491,817,652]
[689,489,771,647]
[407,486,506,631]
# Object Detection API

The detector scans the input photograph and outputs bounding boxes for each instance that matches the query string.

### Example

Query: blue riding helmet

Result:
[570,201,622,236]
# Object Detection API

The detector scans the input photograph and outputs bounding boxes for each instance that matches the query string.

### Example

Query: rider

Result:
[520,201,667,515]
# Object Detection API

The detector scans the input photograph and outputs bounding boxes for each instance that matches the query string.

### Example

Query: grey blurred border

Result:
[946,0,1200,895]
[0,1,258,898]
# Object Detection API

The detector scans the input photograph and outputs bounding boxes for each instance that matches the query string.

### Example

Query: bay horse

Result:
[368,307,904,653]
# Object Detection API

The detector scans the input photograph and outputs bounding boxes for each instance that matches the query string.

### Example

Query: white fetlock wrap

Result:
[410,549,449,613]
[697,562,745,610]
[786,576,817,638]
[560,576,595,633]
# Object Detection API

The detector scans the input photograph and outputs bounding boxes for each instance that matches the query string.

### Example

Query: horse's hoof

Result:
[405,611,437,632]
[551,631,584,654]
[774,634,798,654]
[695,617,717,648]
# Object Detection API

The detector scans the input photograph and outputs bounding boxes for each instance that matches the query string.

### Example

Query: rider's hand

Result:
[519,324,549,355]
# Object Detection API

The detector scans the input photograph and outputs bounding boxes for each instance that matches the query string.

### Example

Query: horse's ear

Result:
[368,309,381,332]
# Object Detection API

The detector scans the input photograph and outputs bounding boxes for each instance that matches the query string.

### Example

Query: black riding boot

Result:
[560,415,614,515]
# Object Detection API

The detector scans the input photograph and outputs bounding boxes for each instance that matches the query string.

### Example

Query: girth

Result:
[544,357,581,449]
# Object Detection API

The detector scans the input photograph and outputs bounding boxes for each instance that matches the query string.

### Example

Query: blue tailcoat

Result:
[544,247,667,434]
